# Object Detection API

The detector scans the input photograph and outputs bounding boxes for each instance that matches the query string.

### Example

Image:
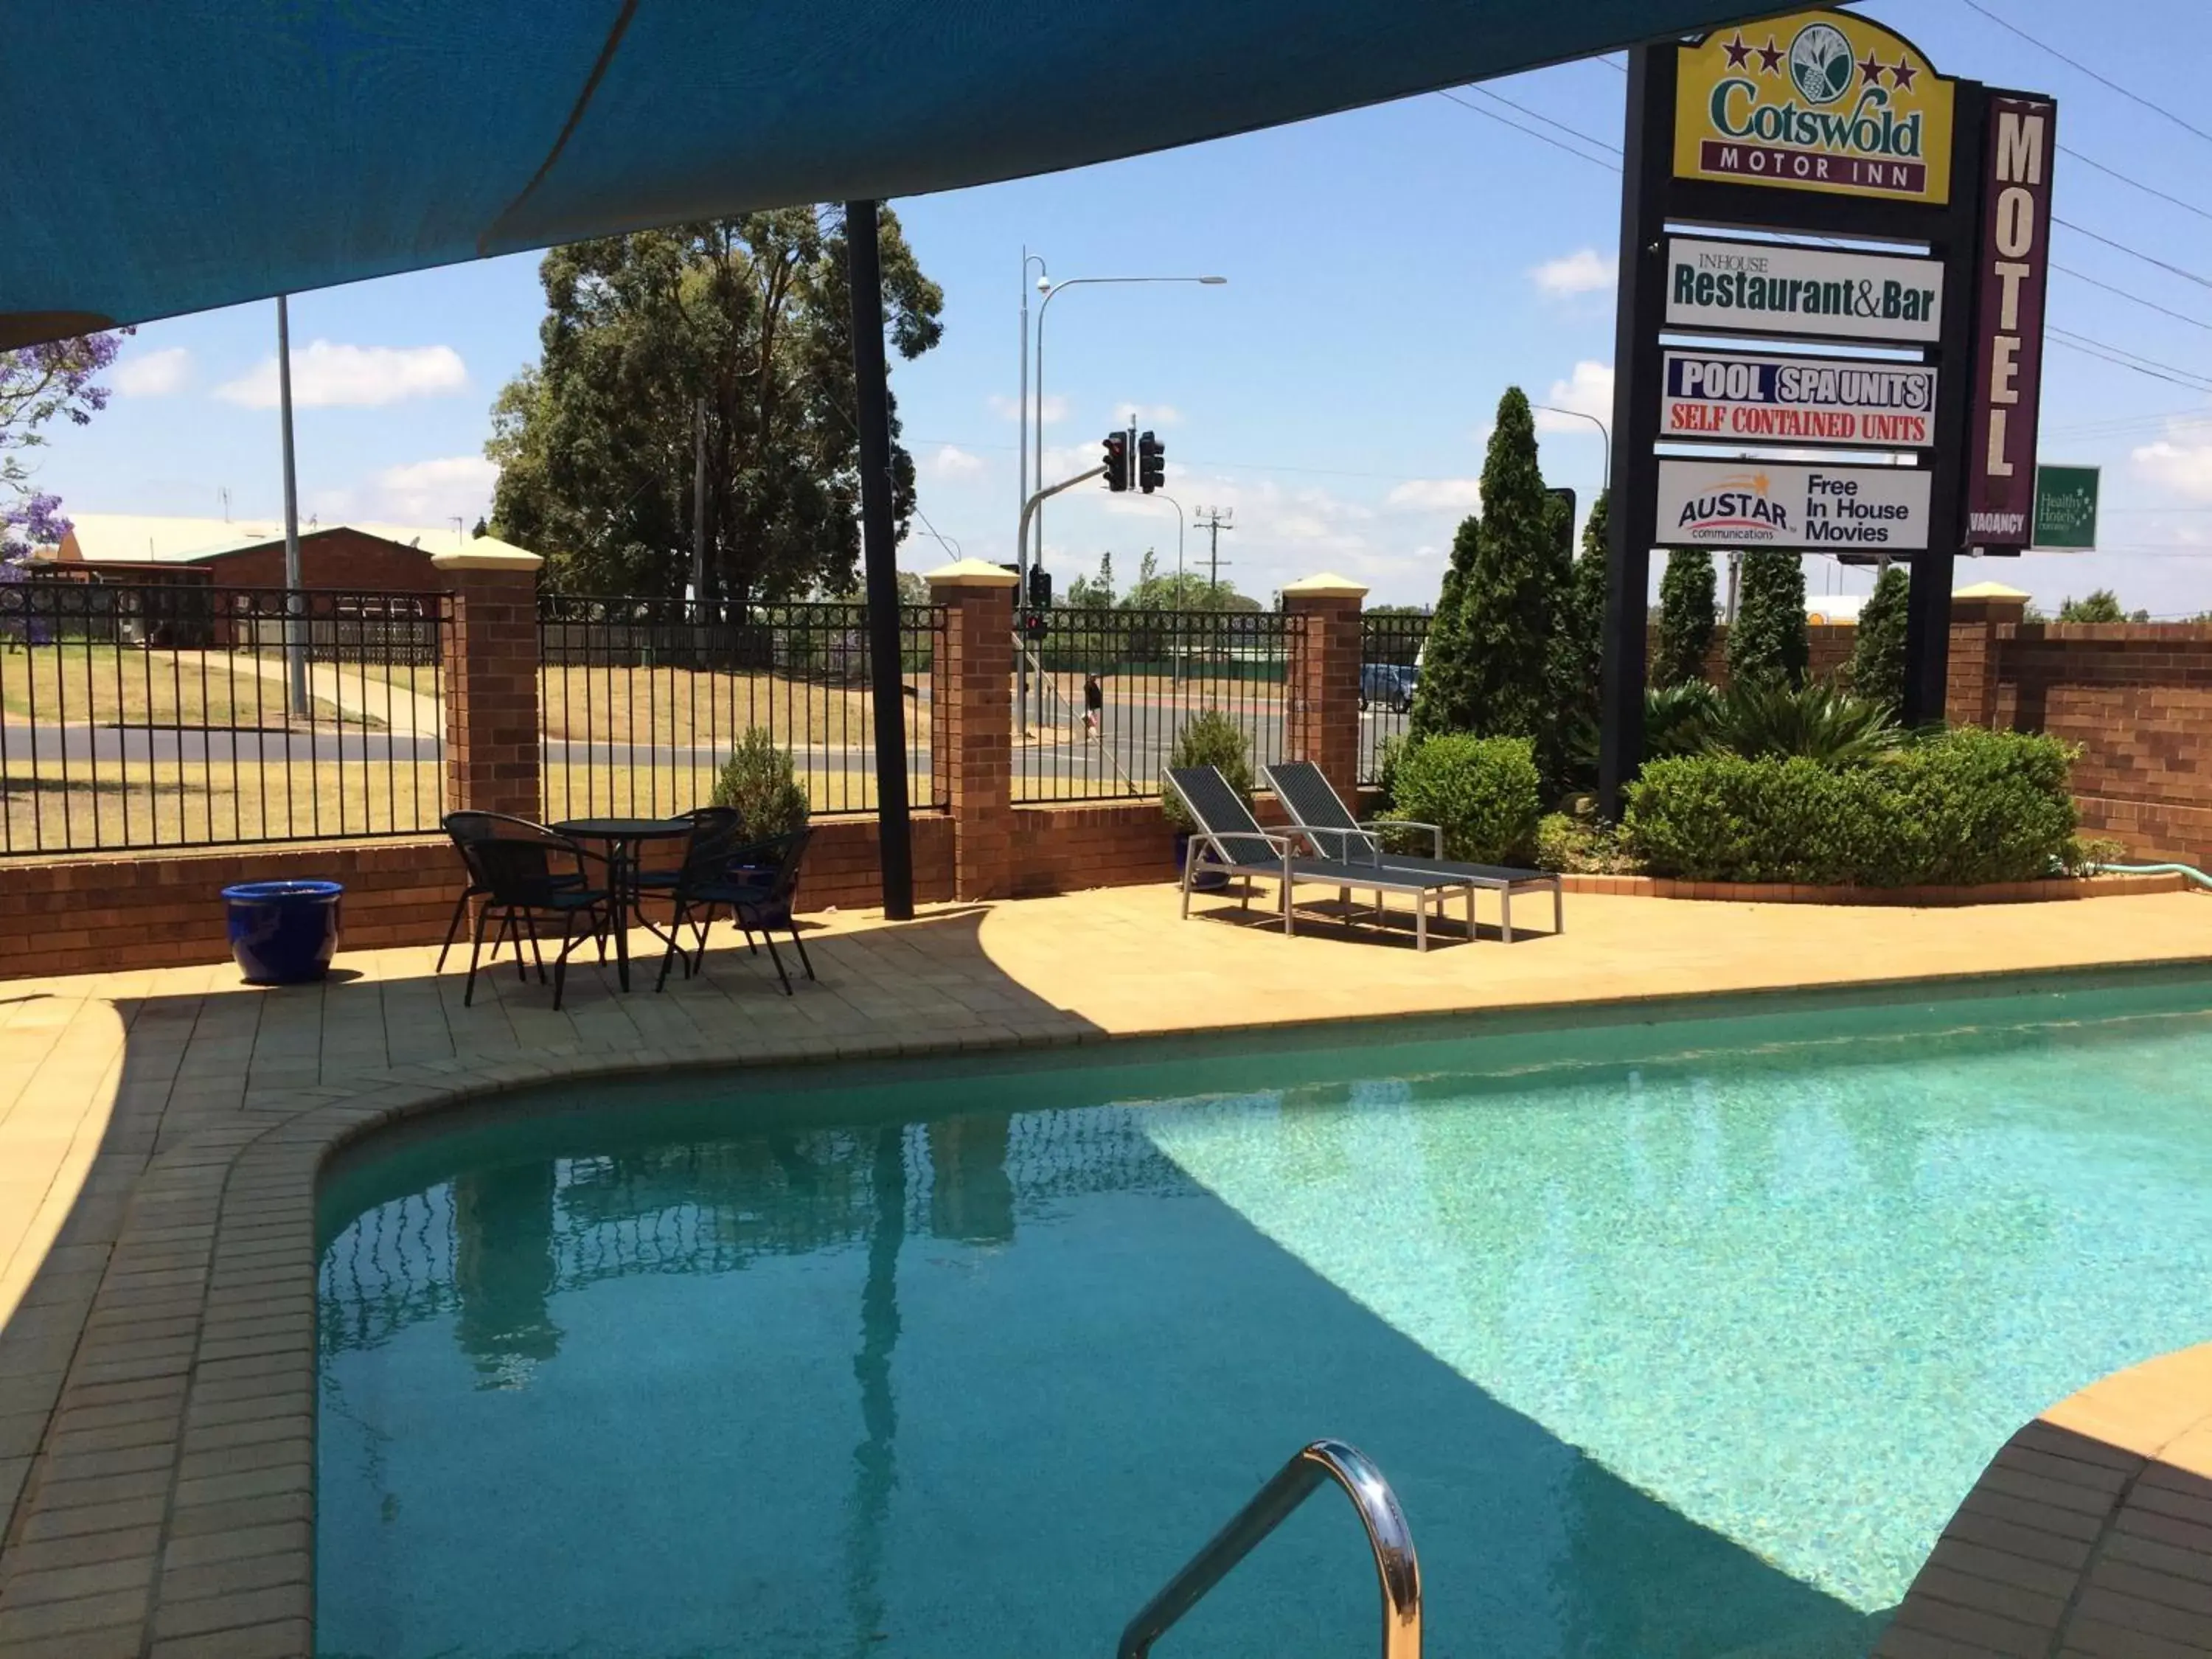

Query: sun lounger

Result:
[1262,759,1562,942]
[1166,766,1485,952]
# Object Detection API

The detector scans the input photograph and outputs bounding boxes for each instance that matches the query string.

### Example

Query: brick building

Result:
[32,512,470,591]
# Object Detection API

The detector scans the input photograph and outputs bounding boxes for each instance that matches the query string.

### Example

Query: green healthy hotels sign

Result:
[2032,465,2098,550]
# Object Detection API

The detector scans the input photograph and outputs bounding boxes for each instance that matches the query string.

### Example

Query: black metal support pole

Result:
[846,199,914,919]
[1597,45,1672,820]
[1902,82,1987,729]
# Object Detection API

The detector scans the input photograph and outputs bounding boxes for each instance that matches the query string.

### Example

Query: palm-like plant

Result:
[1698,680,1904,767]
[1644,680,1719,759]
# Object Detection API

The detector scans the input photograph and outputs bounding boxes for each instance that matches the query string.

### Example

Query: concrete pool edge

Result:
[9,956,2212,1658]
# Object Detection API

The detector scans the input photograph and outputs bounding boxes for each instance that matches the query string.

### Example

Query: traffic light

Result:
[1026,566,1052,611]
[1102,431,1129,493]
[1138,431,1165,494]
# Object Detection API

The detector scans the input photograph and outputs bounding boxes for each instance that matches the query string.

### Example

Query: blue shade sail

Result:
[2,0,1756,344]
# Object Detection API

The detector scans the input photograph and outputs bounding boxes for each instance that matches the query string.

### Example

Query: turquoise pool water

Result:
[316,973,2212,1658]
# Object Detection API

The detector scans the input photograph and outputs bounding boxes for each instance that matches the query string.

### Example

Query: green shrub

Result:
[1621,728,2077,887]
[1535,810,1639,874]
[1374,731,1408,800]
[1644,680,1719,759]
[1390,734,1542,863]
[1165,708,1254,831]
[1699,680,1903,767]
[711,728,811,838]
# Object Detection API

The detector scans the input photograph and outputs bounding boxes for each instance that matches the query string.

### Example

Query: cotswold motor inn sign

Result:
[1673,12,1956,204]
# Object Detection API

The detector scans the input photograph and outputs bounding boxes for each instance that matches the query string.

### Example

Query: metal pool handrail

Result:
[1116,1439,1422,1659]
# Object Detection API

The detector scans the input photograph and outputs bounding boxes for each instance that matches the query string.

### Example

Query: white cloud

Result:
[1529,248,1615,298]
[2132,436,2212,502]
[1534,361,1615,432]
[1385,479,1484,513]
[370,455,498,521]
[215,341,469,409]
[926,444,986,480]
[988,392,1067,425]
[113,346,192,398]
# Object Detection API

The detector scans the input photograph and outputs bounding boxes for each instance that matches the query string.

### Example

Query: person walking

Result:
[1082,672,1104,740]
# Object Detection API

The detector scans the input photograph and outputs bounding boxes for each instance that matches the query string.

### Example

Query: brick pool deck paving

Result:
[1,881,2210,1655]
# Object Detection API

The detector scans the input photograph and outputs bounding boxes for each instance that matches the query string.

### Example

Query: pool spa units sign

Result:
[1662,351,1937,447]
[1599,6,2061,793]
[1657,460,1932,549]
[1673,11,1957,204]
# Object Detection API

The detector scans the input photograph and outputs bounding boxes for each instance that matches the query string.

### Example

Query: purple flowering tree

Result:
[1,331,128,567]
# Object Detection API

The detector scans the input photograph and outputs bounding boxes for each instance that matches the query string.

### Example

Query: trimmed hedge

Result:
[1389,734,1543,863]
[1621,728,2078,887]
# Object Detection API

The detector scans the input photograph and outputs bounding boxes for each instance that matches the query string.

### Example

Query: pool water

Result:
[316,973,2212,1658]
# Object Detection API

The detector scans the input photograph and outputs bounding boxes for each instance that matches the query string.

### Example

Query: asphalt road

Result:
[0,706,1411,790]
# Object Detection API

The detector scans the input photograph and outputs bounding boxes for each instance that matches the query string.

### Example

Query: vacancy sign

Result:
[1665,238,1944,342]
[1964,95,2056,548]
[1656,459,1931,549]
[1662,351,1937,446]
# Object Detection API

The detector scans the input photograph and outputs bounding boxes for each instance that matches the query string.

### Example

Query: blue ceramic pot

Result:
[223,880,343,985]
[1173,830,1228,892]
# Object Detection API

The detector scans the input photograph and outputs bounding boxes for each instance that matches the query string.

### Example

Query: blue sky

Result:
[32,0,2212,614]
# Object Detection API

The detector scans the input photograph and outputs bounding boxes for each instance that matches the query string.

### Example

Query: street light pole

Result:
[1534,405,1611,493]
[1154,491,1187,684]
[1030,274,1225,574]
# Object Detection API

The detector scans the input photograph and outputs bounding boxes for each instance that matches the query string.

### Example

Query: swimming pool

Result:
[316,971,2212,1658]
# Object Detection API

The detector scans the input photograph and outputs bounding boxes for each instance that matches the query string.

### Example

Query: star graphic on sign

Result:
[1722,31,1753,69]
[1857,50,1887,86]
[1753,471,1771,495]
[1757,36,1784,74]
[1889,55,1919,90]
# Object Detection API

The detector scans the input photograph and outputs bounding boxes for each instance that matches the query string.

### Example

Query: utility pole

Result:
[275,295,308,717]
[1193,506,1234,602]
[689,396,709,605]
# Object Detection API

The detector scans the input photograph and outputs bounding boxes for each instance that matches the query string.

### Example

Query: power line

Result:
[1954,0,2212,147]
[2049,329,2212,394]
[1431,89,1618,171]
[2053,263,2212,333]
[2056,217,2212,292]
[2058,145,2212,225]
[1460,86,1621,155]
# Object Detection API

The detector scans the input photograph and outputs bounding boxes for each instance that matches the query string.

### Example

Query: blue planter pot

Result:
[1174,830,1229,892]
[223,880,343,985]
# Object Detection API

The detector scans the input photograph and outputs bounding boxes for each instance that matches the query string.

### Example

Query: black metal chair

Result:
[447,815,612,1009]
[437,810,594,973]
[655,826,816,995]
[631,804,742,953]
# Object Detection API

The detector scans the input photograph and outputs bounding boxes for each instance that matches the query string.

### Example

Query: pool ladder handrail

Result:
[1116,1438,1421,1659]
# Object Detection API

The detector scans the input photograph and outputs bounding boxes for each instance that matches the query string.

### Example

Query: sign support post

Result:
[1902,80,1986,729]
[1598,44,1673,820]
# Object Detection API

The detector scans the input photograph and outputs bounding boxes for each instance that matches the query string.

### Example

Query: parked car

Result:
[1360,662,1417,713]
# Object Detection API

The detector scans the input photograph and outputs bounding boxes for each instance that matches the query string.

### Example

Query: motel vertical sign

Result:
[1964,95,2056,548]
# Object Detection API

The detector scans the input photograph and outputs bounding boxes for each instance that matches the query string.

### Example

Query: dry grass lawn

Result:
[1,645,386,729]
[0,758,448,855]
[537,665,932,748]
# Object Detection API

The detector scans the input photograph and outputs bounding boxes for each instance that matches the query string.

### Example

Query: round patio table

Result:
[552,816,692,992]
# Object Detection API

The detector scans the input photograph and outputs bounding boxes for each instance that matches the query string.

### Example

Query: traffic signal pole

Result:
[1012,464,1107,734]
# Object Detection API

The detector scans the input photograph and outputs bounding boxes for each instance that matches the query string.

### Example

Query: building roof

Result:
[46,514,472,567]
[1954,580,2032,599]
[1,0,1758,348]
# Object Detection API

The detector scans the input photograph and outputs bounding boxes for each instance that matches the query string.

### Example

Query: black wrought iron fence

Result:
[537,597,943,821]
[1012,607,1296,803]
[1359,611,1430,785]
[0,580,447,856]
